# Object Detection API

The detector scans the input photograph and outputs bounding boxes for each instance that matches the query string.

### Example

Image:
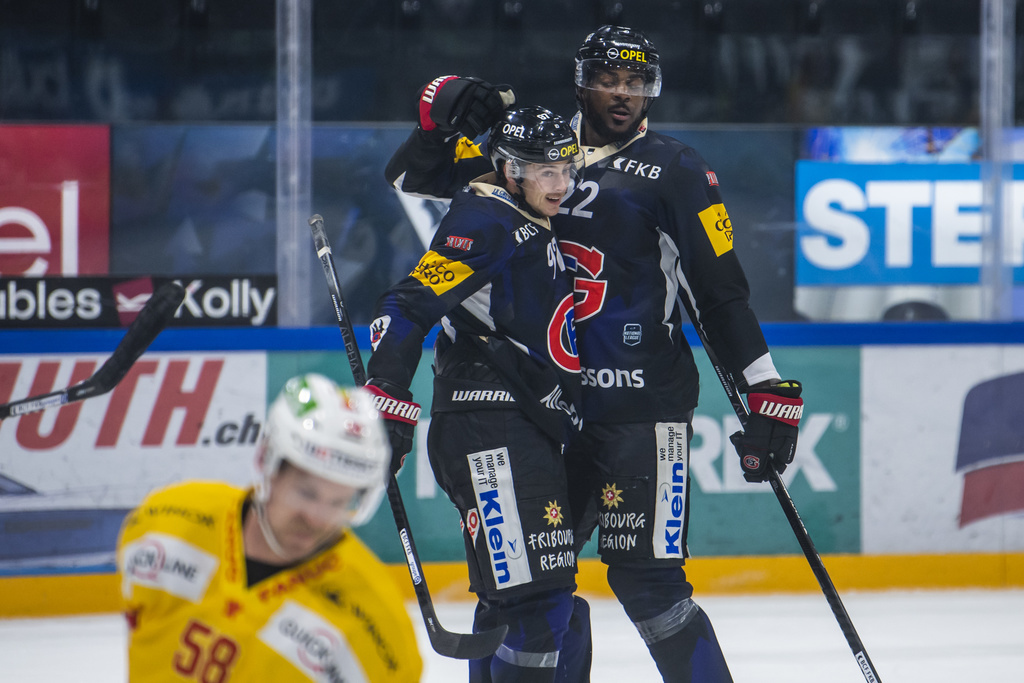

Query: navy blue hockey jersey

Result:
[385,120,779,424]
[367,175,583,439]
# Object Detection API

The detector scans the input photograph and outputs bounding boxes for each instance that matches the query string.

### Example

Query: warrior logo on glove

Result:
[418,75,516,140]
[366,385,421,424]
[749,391,803,424]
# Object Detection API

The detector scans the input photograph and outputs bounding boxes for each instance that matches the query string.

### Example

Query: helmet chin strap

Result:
[253,497,292,560]
[252,493,350,563]
[516,187,547,220]
[499,166,546,220]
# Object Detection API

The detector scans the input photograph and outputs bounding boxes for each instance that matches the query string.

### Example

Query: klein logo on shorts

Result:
[469,448,531,588]
[653,422,688,560]
[121,532,219,602]
[661,463,686,556]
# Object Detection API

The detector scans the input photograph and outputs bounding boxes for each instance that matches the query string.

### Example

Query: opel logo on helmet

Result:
[547,148,560,161]
[607,48,619,59]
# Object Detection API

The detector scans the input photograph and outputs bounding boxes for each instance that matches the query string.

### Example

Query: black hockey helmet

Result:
[487,105,582,186]
[574,25,662,99]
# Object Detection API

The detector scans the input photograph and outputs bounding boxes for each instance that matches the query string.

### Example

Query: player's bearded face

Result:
[265,466,362,559]
[580,67,648,146]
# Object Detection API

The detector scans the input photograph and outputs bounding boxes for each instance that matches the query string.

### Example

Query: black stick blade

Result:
[428,622,509,661]
[0,281,184,419]
[84,281,186,398]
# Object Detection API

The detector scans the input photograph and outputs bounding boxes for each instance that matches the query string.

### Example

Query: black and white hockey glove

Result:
[418,75,516,140]
[365,379,421,476]
[730,380,803,483]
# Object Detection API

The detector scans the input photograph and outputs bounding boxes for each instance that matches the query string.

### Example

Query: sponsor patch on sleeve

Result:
[120,532,219,602]
[410,250,474,295]
[445,235,474,251]
[697,203,733,257]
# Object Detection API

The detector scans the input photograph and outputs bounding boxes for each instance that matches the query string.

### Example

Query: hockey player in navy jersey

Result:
[365,106,592,683]
[383,26,804,683]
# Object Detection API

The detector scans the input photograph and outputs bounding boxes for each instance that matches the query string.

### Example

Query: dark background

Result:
[0,0,1012,324]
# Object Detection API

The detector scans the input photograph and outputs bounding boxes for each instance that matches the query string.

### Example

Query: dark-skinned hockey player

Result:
[381,26,804,683]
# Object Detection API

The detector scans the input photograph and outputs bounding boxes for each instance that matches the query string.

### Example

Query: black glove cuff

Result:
[366,377,412,402]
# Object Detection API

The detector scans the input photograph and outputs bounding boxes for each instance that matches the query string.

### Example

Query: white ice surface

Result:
[1,589,1022,682]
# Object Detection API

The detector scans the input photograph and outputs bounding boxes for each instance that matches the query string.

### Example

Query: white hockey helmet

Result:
[255,374,390,526]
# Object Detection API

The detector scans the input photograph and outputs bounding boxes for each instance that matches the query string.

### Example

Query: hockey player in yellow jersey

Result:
[117,373,423,682]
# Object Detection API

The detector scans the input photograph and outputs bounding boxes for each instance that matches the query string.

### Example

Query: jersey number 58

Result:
[174,620,240,683]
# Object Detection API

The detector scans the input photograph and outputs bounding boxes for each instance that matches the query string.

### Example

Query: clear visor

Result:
[575,61,662,98]
[267,457,375,529]
[506,157,582,196]
[275,481,369,527]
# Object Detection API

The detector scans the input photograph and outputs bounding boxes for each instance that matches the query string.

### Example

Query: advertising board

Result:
[0,125,110,277]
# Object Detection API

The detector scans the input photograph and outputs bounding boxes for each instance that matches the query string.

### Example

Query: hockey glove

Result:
[418,75,516,140]
[729,380,803,483]
[365,379,421,476]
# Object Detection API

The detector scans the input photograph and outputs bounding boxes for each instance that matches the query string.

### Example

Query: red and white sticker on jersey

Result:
[697,203,734,257]
[445,235,474,251]
[411,250,474,295]
[468,447,531,589]
[370,315,390,351]
[464,507,481,546]
[259,600,368,683]
[120,532,219,602]
[652,422,689,560]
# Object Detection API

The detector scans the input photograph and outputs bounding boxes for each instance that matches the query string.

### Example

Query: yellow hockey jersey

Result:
[117,481,422,682]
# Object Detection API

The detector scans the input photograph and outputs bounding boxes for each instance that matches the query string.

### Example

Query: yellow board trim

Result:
[4,553,1022,618]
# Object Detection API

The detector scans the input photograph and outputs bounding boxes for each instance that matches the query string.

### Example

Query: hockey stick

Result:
[309,213,508,660]
[0,282,185,420]
[693,325,882,683]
